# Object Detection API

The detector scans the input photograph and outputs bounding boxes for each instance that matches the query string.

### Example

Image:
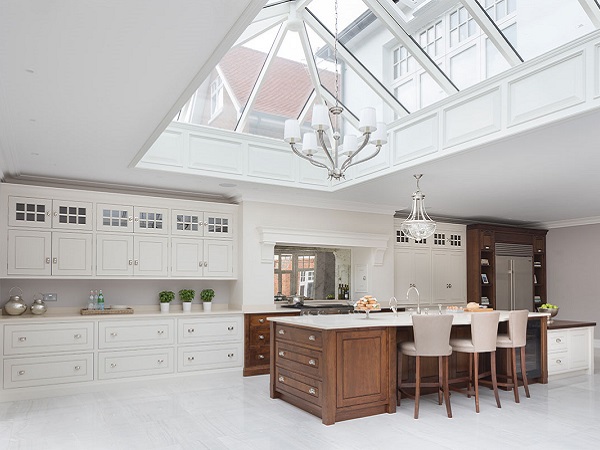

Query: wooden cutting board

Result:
[465,308,494,312]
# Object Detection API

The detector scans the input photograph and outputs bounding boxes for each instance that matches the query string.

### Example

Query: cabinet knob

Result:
[134,260,139,266]
[188,328,195,333]
[199,262,203,267]
[53,211,58,217]
[278,351,285,357]
[46,257,51,264]
[110,332,118,337]
[258,335,265,340]
[258,354,265,360]
[157,359,164,364]
[134,217,139,222]
[128,259,133,265]
[128,216,133,222]
[308,359,316,366]
[188,356,195,361]
[74,366,81,371]
[74,334,81,339]
[556,359,562,364]
[157,330,164,335]
[258,318,265,323]
[204,261,208,267]
[53,257,57,264]
[278,376,285,383]
[18,337,26,342]
[110,363,117,368]
[18,370,25,376]
[278,329,285,335]
[46,211,51,217]
[308,388,316,395]
[556,338,562,344]
[308,335,316,341]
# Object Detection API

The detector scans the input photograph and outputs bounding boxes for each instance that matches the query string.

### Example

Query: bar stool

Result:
[397,314,454,419]
[449,312,501,413]
[496,309,530,403]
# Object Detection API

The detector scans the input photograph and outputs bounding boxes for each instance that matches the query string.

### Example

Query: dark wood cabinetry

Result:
[244,311,299,376]
[467,224,547,310]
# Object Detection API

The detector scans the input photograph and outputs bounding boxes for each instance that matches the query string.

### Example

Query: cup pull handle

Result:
[308,388,316,395]
[308,335,316,341]
[19,337,27,342]
[278,351,285,357]
[308,359,316,366]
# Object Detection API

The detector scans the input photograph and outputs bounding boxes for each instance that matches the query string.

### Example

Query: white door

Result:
[394,248,431,306]
[96,204,133,233]
[9,196,52,228]
[431,250,466,305]
[96,234,133,276]
[134,236,168,277]
[51,200,93,231]
[170,237,203,277]
[52,232,93,276]
[204,239,234,278]
[133,206,169,234]
[7,230,52,276]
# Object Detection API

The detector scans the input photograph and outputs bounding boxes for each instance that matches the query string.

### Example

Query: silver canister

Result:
[30,294,47,315]
[4,287,27,316]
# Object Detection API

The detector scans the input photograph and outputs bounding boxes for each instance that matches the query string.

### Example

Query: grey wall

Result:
[547,224,600,339]
[1,279,233,310]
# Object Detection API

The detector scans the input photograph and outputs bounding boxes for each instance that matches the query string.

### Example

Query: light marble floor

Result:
[1,351,599,450]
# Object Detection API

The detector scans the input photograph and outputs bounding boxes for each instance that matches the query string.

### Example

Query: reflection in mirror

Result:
[274,245,351,301]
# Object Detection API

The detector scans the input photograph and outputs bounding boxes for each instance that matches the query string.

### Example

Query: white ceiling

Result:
[1,0,599,227]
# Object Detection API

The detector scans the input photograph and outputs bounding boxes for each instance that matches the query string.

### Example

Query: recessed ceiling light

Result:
[219,183,237,188]
[29,119,36,122]
[30,152,40,156]
[25,69,35,74]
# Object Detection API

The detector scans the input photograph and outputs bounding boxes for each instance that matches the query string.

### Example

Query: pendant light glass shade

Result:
[400,174,436,242]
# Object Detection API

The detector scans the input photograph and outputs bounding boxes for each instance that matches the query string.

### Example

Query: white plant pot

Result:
[203,302,212,313]
[182,302,192,313]
[160,303,170,313]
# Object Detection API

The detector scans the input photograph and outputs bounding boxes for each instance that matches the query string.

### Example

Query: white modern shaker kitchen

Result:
[1,1,599,449]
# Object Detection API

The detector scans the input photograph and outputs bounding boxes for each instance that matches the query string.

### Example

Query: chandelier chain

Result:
[334,0,339,131]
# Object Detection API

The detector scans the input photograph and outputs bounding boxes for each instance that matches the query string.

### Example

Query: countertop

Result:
[548,319,597,330]
[268,311,549,330]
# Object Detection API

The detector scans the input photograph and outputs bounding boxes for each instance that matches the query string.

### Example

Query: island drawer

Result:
[4,322,94,356]
[99,319,175,349]
[275,342,322,379]
[274,324,322,348]
[275,366,322,407]
[4,353,94,389]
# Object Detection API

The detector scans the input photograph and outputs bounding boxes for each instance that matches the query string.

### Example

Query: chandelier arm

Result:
[340,133,372,172]
[316,129,336,168]
[290,144,330,170]
[344,144,382,170]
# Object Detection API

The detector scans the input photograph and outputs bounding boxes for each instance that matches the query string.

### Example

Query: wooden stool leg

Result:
[467,353,473,398]
[519,346,530,398]
[474,352,480,413]
[444,355,452,419]
[397,351,403,406]
[438,356,443,405]
[511,348,520,403]
[490,350,501,409]
[414,355,421,419]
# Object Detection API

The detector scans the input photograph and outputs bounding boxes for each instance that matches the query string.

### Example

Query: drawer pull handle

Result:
[157,359,164,364]
[74,366,81,371]
[74,334,82,339]
[110,332,118,337]
[53,257,58,264]
[308,388,316,395]
[258,318,265,323]
[258,354,265,360]
[188,328,195,333]
[308,359,316,366]
[556,359,562,364]
[18,370,25,376]
[188,356,195,361]
[228,353,234,358]
[110,363,117,368]
[46,257,51,264]
[278,351,285,357]
[18,337,26,342]
[228,326,234,331]
[258,335,265,340]
[278,376,285,383]
[278,329,285,335]
[556,338,562,343]
[157,330,164,335]
[308,335,316,341]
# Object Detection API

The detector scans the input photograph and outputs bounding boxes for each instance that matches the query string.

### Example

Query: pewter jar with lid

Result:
[4,287,27,316]
[30,294,47,315]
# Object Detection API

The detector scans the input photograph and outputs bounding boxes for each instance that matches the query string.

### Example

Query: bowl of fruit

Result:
[537,304,559,323]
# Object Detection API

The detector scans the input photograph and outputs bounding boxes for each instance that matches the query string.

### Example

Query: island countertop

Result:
[268,310,549,330]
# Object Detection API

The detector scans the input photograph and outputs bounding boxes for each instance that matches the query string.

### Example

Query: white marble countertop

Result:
[268,311,550,330]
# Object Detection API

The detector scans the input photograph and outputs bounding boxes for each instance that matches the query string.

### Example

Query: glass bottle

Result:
[97,290,104,311]
[88,290,95,310]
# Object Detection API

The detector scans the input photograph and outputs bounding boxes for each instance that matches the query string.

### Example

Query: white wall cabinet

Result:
[9,196,92,231]
[7,230,93,276]
[171,238,234,278]
[547,326,594,378]
[171,209,233,239]
[96,234,169,277]
[394,221,466,307]
[96,204,169,234]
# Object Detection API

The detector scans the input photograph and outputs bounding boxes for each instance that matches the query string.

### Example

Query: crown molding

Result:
[528,216,600,229]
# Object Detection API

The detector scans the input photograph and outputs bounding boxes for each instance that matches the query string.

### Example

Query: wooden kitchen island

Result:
[269,312,548,425]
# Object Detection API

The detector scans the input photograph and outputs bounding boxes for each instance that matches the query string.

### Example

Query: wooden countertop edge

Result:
[548,319,597,330]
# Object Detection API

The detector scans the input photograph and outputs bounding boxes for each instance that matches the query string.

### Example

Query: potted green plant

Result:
[200,289,215,312]
[159,290,175,313]
[179,289,195,313]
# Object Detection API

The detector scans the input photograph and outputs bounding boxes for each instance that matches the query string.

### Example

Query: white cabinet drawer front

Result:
[177,344,242,372]
[99,320,175,349]
[98,348,174,379]
[178,317,242,344]
[4,353,93,389]
[548,351,570,374]
[4,322,94,355]
[548,331,568,352]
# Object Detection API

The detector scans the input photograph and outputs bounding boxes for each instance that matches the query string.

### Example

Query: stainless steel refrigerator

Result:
[495,244,533,311]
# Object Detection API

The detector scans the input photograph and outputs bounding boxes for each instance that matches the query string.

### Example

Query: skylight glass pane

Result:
[485,0,596,60]
[242,30,315,139]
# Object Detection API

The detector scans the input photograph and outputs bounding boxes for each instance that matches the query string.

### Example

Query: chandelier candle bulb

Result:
[358,107,377,132]
[312,104,330,130]
[284,119,301,143]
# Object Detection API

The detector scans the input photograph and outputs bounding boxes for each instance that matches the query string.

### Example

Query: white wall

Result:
[235,201,395,307]
[547,223,600,338]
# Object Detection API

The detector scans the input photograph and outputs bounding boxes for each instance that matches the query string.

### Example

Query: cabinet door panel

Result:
[394,249,413,304]
[52,200,93,231]
[204,239,234,277]
[171,209,204,236]
[9,196,52,228]
[133,206,168,234]
[171,237,203,277]
[432,250,466,305]
[204,212,233,239]
[97,204,133,232]
[134,236,168,277]
[52,232,93,276]
[7,230,51,276]
[96,234,133,276]
[569,329,591,370]
[413,249,431,304]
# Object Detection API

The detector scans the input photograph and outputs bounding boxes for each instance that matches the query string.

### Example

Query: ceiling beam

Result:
[234,14,287,47]
[578,0,600,28]
[461,0,522,65]
[368,0,458,95]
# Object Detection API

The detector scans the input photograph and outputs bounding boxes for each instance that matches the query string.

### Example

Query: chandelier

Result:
[401,174,436,242]
[283,0,387,180]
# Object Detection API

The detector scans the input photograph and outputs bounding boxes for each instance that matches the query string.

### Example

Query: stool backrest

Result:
[507,309,529,347]
[412,314,454,357]
[471,312,500,353]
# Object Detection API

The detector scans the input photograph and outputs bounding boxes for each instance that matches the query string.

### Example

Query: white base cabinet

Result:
[4,353,94,389]
[98,348,175,380]
[547,327,594,378]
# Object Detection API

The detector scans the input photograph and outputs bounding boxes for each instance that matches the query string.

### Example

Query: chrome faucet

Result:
[406,285,421,314]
